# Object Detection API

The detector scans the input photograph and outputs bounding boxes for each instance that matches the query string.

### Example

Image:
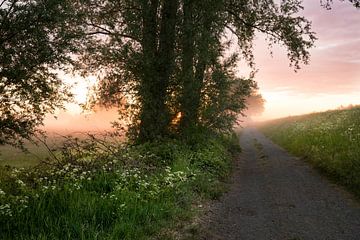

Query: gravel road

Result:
[199,128,360,240]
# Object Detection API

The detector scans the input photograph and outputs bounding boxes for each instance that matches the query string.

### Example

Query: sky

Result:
[44,0,360,130]
[249,0,360,121]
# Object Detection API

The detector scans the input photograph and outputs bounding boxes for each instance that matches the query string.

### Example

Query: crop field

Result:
[259,107,360,197]
[0,144,48,168]
[0,132,113,168]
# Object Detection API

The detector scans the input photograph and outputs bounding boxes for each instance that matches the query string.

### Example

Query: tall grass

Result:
[0,132,240,239]
[259,107,360,197]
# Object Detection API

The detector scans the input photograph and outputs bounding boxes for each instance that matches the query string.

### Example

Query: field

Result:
[0,144,48,168]
[259,107,360,197]
[0,132,113,168]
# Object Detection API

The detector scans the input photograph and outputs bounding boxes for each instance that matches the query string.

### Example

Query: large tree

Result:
[0,0,81,147]
[80,0,315,141]
[80,0,357,142]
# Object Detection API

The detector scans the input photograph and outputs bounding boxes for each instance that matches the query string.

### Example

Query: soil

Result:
[198,128,360,240]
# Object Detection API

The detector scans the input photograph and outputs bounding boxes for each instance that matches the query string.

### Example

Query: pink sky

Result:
[250,1,360,120]
[44,1,360,130]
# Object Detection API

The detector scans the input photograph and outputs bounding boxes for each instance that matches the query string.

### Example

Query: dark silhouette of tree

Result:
[0,0,81,147]
[79,0,318,142]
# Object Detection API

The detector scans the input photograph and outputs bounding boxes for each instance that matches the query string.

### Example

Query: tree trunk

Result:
[179,0,196,132]
[138,0,178,142]
[138,0,160,142]
[180,1,212,133]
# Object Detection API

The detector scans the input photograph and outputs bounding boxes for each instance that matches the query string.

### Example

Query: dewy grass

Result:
[0,132,239,239]
[259,107,360,198]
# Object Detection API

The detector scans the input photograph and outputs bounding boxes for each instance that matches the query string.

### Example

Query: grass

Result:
[0,144,46,167]
[259,107,360,197]
[0,131,240,239]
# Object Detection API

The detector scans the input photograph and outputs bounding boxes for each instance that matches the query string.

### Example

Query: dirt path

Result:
[199,128,360,240]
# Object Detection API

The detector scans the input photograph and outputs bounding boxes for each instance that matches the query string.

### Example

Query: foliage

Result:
[78,0,317,142]
[260,107,360,197]
[0,131,239,239]
[198,55,256,132]
[0,0,82,147]
[322,0,360,8]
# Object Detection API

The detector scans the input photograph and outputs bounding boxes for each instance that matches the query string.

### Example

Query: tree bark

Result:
[179,0,196,132]
[138,0,178,142]
[180,1,212,133]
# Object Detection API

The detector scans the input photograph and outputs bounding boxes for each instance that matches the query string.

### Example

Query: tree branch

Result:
[225,8,283,42]
[85,22,140,42]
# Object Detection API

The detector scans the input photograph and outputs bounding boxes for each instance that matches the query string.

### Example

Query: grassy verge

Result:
[259,107,360,197]
[0,131,240,239]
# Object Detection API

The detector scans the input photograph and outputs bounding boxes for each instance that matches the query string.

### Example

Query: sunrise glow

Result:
[250,1,360,121]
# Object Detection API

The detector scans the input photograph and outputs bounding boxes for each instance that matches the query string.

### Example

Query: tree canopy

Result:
[0,0,358,145]
[0,0,81,147]
[79,0,316,141]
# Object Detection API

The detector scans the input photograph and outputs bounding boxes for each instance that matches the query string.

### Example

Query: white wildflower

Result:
[15,179,26,187]
[0,204,12,217]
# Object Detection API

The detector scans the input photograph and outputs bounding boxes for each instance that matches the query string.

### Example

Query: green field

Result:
[0,144,47,168]
[0,132,110,168]
[259,107,360,197]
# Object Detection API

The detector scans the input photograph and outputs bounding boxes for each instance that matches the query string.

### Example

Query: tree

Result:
[79,0,357,142]
[244,92,266,117]
[0,0,81,147]
[78,0,181,142]
[178,0,316,134]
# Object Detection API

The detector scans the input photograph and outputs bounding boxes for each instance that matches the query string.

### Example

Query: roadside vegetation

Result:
[0,131,240,239]
[259,107,360,197]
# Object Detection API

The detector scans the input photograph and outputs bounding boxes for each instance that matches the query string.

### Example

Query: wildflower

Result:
[0,204,12,217]
[15,179,26,187]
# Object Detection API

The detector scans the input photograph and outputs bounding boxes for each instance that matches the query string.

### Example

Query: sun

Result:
[60,73,97,114]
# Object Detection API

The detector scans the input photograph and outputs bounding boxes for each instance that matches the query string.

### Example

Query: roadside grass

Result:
[259,107,360,197]
[0,131,240,239]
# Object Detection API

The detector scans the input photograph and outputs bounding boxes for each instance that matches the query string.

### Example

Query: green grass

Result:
[0,144,47,167]
[259,107,360,197]
[0,131,240,239]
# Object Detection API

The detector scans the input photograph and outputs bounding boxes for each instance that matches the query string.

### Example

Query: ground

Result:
[198,128,360,240]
